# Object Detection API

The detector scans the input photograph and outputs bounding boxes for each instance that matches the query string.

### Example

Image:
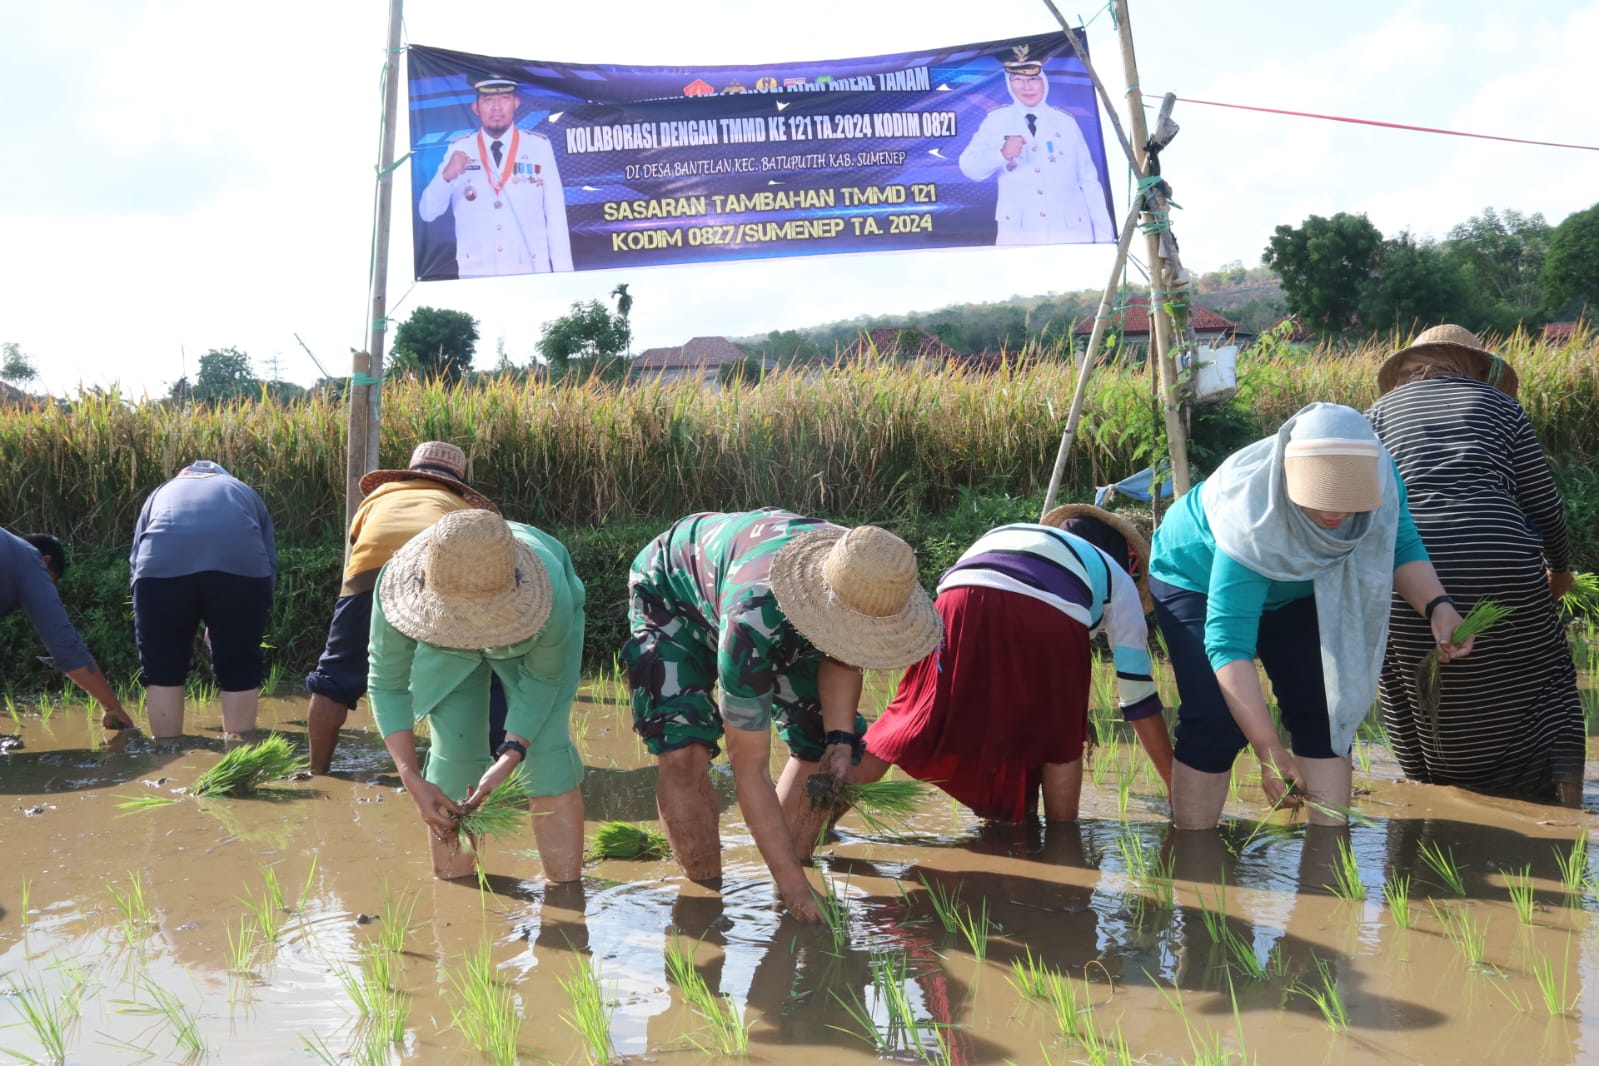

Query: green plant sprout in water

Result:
[832,949,952,1065]
[1531,936,1579,1017]
[115,975,205,1061]
[1429,901,1490,968]
[1007,947,1057,1000]
[1418,840,1467,897]
[448,943,521,1066]
[559,958,617,1066]
[1382,872,1414,929]
[587,820,670,861]
[664,932,752,1056]
[378,882,419,955]
[952,897,991,962]
[2,976,73,1064]
[1292,957,1349,1032]
[1504,866,1537,925]
[919,873,964,933]
[1325,837,1365,902]
[105,870,154,944]
[818,875,854,951]
[1553,834,1590,898]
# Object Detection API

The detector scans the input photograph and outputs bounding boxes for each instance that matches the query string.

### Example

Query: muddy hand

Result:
[782,877,823,921]
[1260,752,1303,810]
[405,776,465,837]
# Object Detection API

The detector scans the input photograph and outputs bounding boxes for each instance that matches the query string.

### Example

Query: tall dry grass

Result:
[2,328,1595,545]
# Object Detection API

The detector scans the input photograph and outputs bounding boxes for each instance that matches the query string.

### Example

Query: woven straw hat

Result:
[768,525,942,670]
[360,441,497,512]
[1377,324,1520,398]
[1283,438,1383,513]
[379,509,551,649]
[1040,503,1153,613]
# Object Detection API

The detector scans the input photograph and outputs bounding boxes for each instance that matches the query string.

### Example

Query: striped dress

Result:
[1367,377,1583,800]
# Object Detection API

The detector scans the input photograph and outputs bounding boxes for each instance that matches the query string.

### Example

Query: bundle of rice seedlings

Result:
[587,820,670,860]
[837,778,931,837]
[191,734,308,797]
[458,764,535,842]
[1414,600,1513,761]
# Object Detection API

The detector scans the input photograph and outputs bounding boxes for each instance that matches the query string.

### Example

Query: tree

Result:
[1542,202,1599,317]
[610,283,633,356]
[1358,233,1469,334]
[1,341,38,387]
[1262,212,1384,336]
[192,347,259,404]
[391,306,480,383]
[1443,207,1551,332]
[536,298,631,382]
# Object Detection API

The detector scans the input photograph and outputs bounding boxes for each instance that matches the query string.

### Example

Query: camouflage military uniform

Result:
[622,508,869,759]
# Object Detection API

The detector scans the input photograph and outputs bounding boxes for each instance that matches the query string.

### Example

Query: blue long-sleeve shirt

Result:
[0,528,93,672]
[1151,475,1429,671]
[129,465,277,582]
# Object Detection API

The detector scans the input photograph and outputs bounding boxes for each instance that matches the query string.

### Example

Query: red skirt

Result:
[864,586,1091,823]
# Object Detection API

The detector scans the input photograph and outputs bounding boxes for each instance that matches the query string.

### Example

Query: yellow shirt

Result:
[342,481,473,594]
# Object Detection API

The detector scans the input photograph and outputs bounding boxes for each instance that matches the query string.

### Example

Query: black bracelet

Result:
[1423,594,1455,623]
[823,729,861,754]
[495,739,528,763]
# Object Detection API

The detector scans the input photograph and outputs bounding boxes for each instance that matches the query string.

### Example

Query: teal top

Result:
[367,522,585,796]
[1150,475,1428,671]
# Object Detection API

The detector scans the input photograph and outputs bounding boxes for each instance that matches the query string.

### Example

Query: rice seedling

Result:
[1352,738,1372,777]
[1531,937,1578,1016]
[1414,600,1513,739]
[191,733,307,796]
[1291,957,1348,1032]
[1553,834,1589,897]
[587,819,670,860]
[448,943,521,1066]
[1383,872,1414,929]
[1418,840,1467,897]
[1195,880,1230,947]
[334,943,408,1046]
[559,958,617,1066]
[1115,831,1175,911]
[835,777,932,837]
[296,852,321,912]
[225,917,261,974]
[3,977,72,1064]
[1162,974,1256,1066]
[113,794,180,814]
[1324,836,1365,902]
[1220,924,1269,981]
[1043,969,1090,1043]
[116,975,205,1060]
[833,949,950,1064]
[36,691,55,724]
[817,875,854,951]
[378,883,420,955]
[1505,866,1537,926]
[4,691,19,724]
[458,764,535,842]
[239,875,285,944]
[1115,772,1133,820]
[664,933,752,1055]
[952,898,991,962]
[919,873,963,933]
[1007,947,1056,1000]
[19,876,30,931]
[1430,901,1489,967]
[105,871,153,942]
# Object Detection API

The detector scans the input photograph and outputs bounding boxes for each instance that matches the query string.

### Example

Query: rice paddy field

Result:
[3,660,1599,1066]
[5,330,1599,1062]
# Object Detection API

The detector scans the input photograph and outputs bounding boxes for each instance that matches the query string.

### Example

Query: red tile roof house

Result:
[833,327,963,364]
[630,336,770,387]
[1072,295,1247,353]
[1543,320,1587,343]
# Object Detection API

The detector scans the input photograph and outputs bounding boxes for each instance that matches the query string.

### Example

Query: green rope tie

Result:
[376,150,413,177]
[350,373,383,387]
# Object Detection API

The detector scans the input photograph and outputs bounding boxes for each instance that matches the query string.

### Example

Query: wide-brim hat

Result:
[379,509,550,650]
[1377,323,1520,398]
[360,441,497,512]
[768,525,942,671]
[1040,503,1154,614]
[1283,438,1384,513]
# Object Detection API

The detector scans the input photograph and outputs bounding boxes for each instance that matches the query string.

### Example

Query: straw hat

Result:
[360,441,497,512]
[1283,438,1383,513]
[768,525,942,670]
[1377,324,1520,398]
[1040,503,1154,613]
[379,509,551,649]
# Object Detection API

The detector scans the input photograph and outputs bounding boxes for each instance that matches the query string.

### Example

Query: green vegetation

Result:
[457,765,534,842]
[1325,837,1366,903]
[191,735,307,797]
[447,944,521,1066]
[1292,957,1349,1032]
[559,958,617,1065]
[1382,872,1414,930]
[1418,841,1467,897]
[663,933,752,1055]
[834,777,932,838]
[587,820,671,861]
[833,949,951,1064]
[3,333,1597,694]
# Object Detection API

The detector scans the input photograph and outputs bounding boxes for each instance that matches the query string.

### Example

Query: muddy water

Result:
[2,687,1598,1065]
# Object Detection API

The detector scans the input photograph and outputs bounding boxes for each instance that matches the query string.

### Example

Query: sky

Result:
[5,0,1595,397]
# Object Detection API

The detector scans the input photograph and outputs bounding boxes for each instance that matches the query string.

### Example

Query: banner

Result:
[407,33,1115,281]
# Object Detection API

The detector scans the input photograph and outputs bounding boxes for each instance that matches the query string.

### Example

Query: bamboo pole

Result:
[1041,199,1144,516]
[1113,0,1192,500]
[352,0,405,528]
[344,352,373,560]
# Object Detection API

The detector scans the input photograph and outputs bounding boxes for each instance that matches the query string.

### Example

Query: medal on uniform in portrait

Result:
[464,184,477,201]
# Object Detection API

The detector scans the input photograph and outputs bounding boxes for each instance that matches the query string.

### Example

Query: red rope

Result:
[1169,96,1599,152]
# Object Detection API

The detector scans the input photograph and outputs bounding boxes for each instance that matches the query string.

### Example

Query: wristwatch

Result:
[824,730,864,757]
[495,739,528,763]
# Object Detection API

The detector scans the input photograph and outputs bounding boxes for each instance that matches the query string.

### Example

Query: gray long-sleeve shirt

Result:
[129,463,277,583]
[0,528,92,672]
